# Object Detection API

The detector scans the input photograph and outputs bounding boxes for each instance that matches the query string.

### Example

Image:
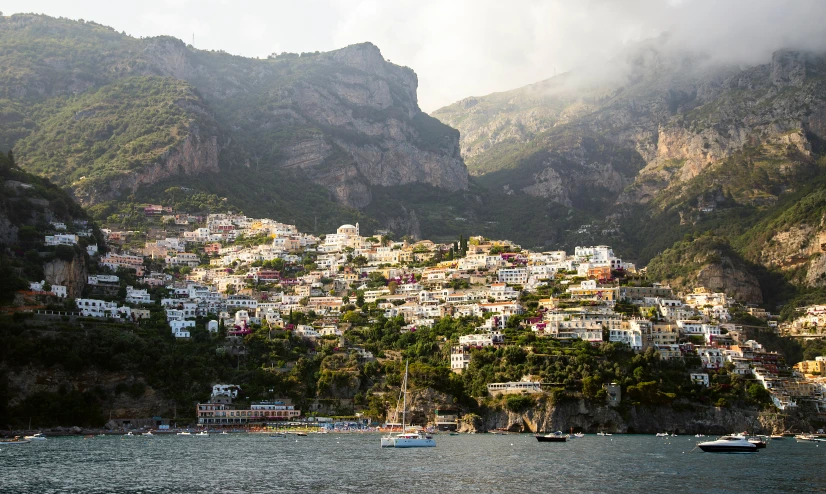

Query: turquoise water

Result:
[1,434,824,493]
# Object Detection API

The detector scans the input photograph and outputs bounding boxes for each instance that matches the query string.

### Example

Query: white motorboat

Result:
[794,433,826,442]
[695,434,705,438]
[24,433,46,441]
[0,436,30,445]
[655,432,669,437]
[381,361,436,448]
[195,431,209,436]
[177,431,192,436]
[698,435,758,453]
[596,431,612,436]
[142,431,154,437]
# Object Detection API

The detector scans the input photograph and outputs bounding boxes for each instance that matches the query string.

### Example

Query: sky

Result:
[5,0,826,112]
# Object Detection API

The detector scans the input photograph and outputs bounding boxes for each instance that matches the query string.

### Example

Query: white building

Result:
[497,268,528,285]
[44,234,78,246]
[459,332,504,347]
[450,346,472,373]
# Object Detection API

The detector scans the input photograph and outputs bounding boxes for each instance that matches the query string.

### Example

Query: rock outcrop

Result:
[479,398,769,435]
[73,125,220,206]
[43,254,87,299]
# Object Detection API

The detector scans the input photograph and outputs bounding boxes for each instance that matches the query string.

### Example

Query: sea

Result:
[1,433,824,493]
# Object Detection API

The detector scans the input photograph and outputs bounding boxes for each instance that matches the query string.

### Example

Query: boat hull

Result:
[698,445,757,453]
[391,437,436,448]
[536,435,567,442]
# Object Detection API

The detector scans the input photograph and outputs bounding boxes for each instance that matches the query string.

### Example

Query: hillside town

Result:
[17,206,826,424]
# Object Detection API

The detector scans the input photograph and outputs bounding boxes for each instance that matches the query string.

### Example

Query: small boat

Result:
[695,434,705,438]
[597,431,612,436]
[195,431,209,437]
[0,436,31,445]
[769,434,783,440]
[177,431,192,436]
[142,431,154,437]
[126,432,135,437]
[449,432,460,436]
[269,433,287,438]
[794,433,826,442]
[656,432,669,437]
[295,432,307,437]
[536,431,568,442]
[747,436,767,448]
[221,431,228,435]
[24,433,47,441]
[698,435,758,453]
[572,432,584,438]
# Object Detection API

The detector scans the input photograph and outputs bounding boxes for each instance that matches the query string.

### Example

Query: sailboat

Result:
[380,361,436,448]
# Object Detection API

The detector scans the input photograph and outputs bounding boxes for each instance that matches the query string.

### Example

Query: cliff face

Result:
[73,126,220,206]
[478,398,771,435]
[43,255,87,299]
[141,38,468,209]
[2,17,467,214]
[435,48,826,213]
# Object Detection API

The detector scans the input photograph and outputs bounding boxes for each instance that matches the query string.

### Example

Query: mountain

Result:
[0,14,466,232]
[0,150,100,303]
[433,41,826,303]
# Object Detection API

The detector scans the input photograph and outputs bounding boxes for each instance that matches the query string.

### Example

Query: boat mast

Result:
[402,361,408,431]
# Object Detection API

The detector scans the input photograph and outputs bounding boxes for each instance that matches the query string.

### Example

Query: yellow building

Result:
[794,359,825,376]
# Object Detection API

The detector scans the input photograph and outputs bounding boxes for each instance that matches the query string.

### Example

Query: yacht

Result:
[747,436,767,448]
[698,435,758,453]
[535,431,568,442]
[381,361,436,448]
[24,433,47,441]
[794,433,825,442]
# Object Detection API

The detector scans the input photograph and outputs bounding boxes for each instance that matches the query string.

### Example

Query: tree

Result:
[388,281,398,295]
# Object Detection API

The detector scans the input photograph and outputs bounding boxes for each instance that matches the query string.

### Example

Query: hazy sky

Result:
[5,0,826,111]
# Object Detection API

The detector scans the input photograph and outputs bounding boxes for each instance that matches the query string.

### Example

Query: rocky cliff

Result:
[43,255,87,299]
[1,15,467,214]
[475,397,782,435]
[435,46,826,211]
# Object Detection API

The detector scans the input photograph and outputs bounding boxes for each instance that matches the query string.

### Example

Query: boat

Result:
[177,431,192,436]
[269,433,287,438]
[0,436,31,445]
[24,433,46,441]
[195,431,209,436]
[126,432,135,436]
[596,431,612,436]
[381,361,436,448]
[794,433,826,442]
[695,434,705,438]
[535,431,568,442]
[295,432,308,437]
[698,435,758,453]
[142,431,154,437]
[449,432,460,436]
[769,434,783,440]
[221,431,229,435]
[656,432,669,437]
[747,436,767,448]
[572,432,584,438]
